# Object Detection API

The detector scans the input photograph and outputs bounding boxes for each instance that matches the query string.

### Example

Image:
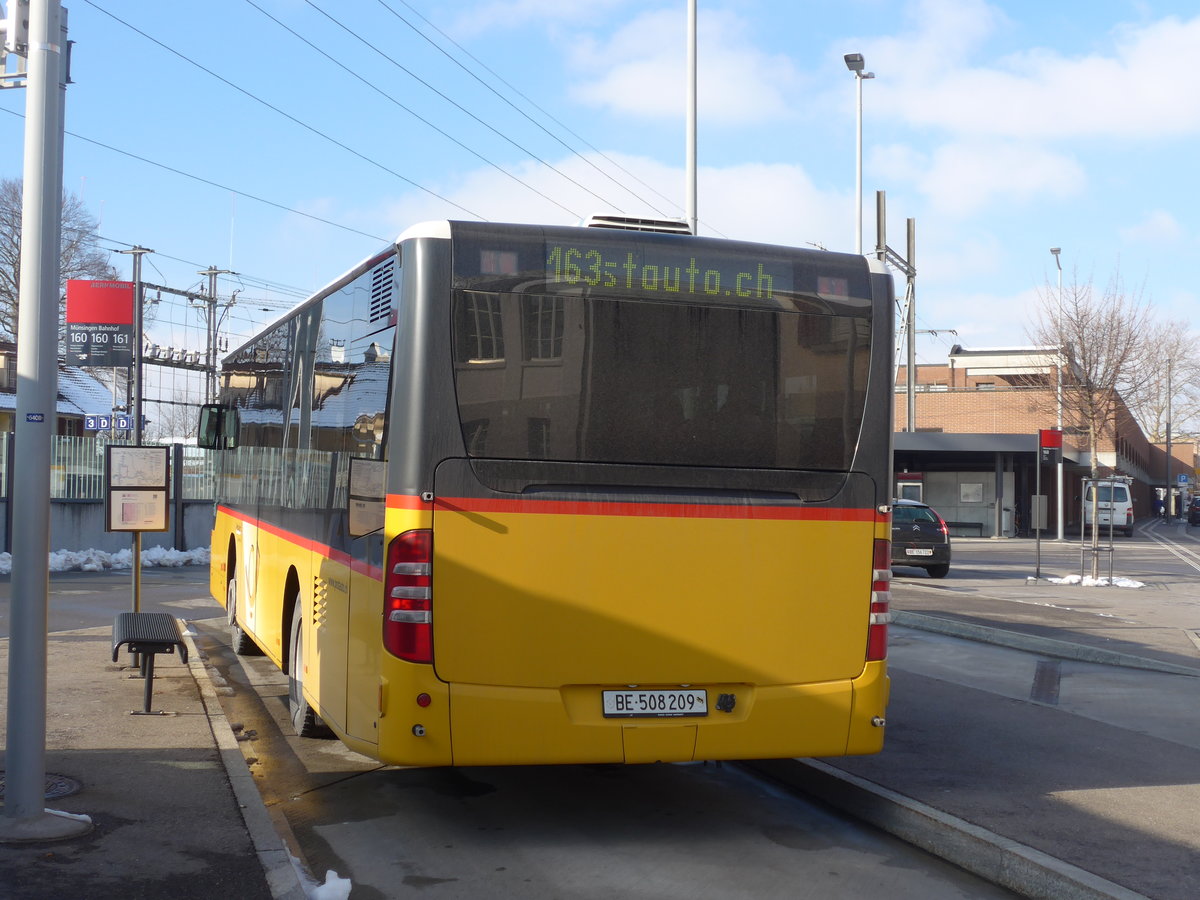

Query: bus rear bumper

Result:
[389,663,891,767]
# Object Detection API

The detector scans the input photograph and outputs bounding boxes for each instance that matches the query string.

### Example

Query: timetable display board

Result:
[105,445,169,532]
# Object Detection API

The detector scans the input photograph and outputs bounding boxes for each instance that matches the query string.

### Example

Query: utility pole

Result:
[875,192,918,431]
[197,266,232,403]
[0,0,90,843]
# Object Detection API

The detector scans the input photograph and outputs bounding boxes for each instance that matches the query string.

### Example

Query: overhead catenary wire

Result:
[294,0,633,218]
[245,0,585,220]
[379,0,688,221]
[80,0,487,221]
[0,106,395,244]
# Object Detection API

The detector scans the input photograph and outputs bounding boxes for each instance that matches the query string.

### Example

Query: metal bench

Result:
[945,520,984,537]
[111,612,188,715]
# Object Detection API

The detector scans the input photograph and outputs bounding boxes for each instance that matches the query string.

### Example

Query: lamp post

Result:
[844,53,874,254]
[1050,247,1064,541]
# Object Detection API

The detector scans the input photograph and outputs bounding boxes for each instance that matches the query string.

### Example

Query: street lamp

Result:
[1050,247,1064,541]
[844,53,874,254]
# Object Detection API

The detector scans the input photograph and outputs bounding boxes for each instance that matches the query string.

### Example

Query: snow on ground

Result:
[0,546,210,575]
[1044,574,1145,588]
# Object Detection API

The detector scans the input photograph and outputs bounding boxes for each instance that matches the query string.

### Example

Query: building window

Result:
[522,297,564,361]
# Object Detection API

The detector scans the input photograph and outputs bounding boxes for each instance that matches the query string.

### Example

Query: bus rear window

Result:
[451,292,870,471]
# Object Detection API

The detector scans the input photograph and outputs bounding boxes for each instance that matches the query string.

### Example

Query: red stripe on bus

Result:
[217,505,383,580]
[428,496,876,522]
[387,494,432,510]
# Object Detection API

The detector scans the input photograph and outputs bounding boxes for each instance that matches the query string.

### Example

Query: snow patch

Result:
[0,546,210,575]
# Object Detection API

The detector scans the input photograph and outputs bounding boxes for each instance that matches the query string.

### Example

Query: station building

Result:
[893,345,1195,537]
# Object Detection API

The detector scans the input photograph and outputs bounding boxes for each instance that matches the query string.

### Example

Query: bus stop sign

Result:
[1039,428,1062,465]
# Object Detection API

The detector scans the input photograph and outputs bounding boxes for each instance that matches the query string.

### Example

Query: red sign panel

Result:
[66,280,134,324]
[66,280,135,366]
[1039,429,1063,449]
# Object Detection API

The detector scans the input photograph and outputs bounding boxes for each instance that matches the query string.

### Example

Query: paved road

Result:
[0,567,223,639]
[195,616,1018,899]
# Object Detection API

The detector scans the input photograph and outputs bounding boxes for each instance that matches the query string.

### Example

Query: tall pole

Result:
[685,0,697,235]
[1166,357,1173,518]
[906,218,916,432]
[119,246,152,616]
[1,0,88,841]
[845,54,874,254]
[854,72,863,253]
[1051,247,1064,541]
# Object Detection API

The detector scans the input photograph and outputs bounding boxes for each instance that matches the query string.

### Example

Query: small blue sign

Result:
[1179,473,1190,485]
[26,413,44,423]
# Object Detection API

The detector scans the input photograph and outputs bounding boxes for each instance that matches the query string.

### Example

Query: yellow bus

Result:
[200,218,894,767]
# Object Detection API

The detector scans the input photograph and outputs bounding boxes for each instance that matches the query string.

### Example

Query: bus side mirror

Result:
[198,404,239,450]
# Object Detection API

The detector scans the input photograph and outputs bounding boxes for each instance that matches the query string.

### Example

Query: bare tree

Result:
[1121,317,1200,442]
[1028,270,1155,575]
[143,391,201,444]
[0,177,119,341]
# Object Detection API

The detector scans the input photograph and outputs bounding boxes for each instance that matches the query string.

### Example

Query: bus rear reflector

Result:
[868,538,891,661]
[384,529,433,663]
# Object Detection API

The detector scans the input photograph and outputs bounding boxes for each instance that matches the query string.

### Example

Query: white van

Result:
[1082,476,1135,537]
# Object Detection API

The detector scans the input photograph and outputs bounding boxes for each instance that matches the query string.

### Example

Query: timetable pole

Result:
[119,246,152,617]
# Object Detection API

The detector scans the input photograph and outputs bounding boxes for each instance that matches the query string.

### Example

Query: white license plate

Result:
[602,689,707,718]
[905,548,934,556]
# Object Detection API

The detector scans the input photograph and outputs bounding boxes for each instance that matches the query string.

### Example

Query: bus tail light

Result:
[384,529,433,663]
[868,538,891,661]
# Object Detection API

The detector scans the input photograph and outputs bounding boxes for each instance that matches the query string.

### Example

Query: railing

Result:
[0,433,215,501]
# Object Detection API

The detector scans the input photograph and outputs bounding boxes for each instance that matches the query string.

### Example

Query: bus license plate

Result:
[602,689,707,718]
[905,548,933,556]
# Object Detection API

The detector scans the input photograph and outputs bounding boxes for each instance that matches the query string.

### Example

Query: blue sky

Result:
[3,0,1198,363]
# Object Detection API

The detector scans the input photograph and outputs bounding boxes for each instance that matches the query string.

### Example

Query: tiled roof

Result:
[0,365,118,417]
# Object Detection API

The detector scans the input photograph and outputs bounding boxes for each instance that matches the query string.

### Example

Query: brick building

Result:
[892,345,1195,536]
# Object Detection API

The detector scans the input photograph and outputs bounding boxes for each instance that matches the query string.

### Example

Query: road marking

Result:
[1141,522,1200,574]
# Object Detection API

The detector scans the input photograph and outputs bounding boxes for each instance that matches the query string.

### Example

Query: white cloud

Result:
[866,2,1200,139]
[1119,210,1183,244]
[374,152,849,251]
[872,140,1084,218]
[914,286,1046,359]
[567,8,804,125]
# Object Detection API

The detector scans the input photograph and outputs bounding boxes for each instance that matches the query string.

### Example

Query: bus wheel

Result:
[227,574,260,656]
[289,603,331,738]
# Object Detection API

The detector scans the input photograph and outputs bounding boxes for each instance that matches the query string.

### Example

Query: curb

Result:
[893,611,1200,677]
[743,758,1149,900]
[181,624,309,900]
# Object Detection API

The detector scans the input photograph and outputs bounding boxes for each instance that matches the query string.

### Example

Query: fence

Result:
[0,433,215,501]
[0,433,217,554]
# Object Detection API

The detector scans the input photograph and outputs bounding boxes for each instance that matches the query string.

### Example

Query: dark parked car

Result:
[1189,497,1200,527]
[891,499,951,578]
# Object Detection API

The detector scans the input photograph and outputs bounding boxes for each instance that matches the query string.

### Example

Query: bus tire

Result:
[227,574,260,656]
[925,564,949,579]
[289,603,331,738]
